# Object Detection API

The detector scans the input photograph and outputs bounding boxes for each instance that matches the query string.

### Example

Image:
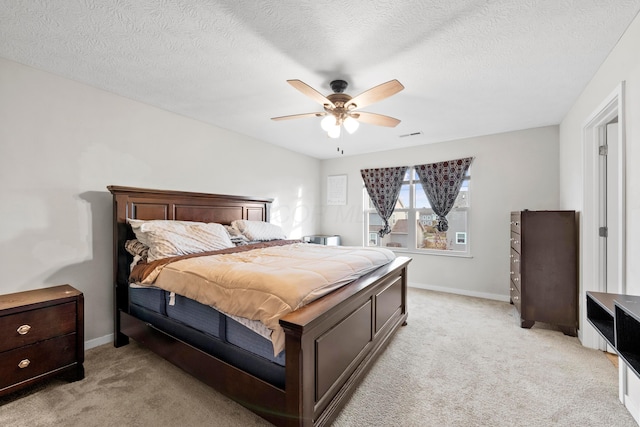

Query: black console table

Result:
[587,291,640,377]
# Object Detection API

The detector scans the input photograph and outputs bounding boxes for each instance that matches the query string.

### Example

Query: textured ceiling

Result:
[1,1,639,159]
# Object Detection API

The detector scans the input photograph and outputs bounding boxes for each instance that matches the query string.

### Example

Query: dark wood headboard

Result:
[107,185,272,225]
[107,185,273,345]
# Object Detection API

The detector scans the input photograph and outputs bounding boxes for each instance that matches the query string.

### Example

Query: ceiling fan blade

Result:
[287,80,335,109]
[346,79,404,110]
[271,112,325,121]
[353,111,401,127]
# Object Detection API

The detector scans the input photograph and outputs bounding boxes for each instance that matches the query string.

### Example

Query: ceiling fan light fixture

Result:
[320,115,337,131]
[343,116,359,134]
[327,125,341,139]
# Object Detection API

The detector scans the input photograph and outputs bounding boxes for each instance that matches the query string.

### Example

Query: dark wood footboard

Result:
[281,256,410,426]
[108,186,410,426]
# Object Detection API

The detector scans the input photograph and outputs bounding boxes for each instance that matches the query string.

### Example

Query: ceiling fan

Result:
[271,79,404,138]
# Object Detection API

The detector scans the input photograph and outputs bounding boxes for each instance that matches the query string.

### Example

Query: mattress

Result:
[129,286,286,367]
[135,241,396,355]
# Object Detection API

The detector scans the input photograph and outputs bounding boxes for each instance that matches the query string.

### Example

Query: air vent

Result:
[399,131,423,138]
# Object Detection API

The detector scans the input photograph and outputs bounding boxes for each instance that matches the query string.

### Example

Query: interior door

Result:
[598,125,607,293]
[600,121,619,354]
[598,121,620,294]
[604,121,620,293]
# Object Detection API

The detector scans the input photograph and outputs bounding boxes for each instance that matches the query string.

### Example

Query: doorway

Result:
[581,82,626,350]
[582,82,631,412]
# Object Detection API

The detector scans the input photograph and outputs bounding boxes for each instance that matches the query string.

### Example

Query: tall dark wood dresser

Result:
[509,210,577,335]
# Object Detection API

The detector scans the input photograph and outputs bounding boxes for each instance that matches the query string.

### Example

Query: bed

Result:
[108,185,411,427]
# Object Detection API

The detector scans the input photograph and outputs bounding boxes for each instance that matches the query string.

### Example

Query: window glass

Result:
[417,209,467,251]
[397,182,411,208]
[367,210,409,248]
[415,186,430,209]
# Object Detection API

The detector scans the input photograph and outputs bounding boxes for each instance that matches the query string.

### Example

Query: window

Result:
[363,167,470,255]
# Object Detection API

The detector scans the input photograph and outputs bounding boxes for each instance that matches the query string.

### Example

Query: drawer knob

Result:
[18,359,31,369]
[17,324,31,335]
[514,296,519,301]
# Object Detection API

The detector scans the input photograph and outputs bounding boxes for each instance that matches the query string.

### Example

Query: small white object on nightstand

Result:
[303,235,341,246]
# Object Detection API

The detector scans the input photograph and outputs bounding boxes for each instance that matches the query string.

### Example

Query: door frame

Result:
[581,82,626,350]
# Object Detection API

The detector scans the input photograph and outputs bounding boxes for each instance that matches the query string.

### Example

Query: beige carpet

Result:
[0,288,635,427]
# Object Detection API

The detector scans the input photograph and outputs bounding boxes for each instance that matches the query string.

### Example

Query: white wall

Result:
[559,12,640,422]
[559,12,640,295]
[320,126,560,300]
[0,58,321,347]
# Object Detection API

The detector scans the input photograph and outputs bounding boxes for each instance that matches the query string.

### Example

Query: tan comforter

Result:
[132,242,395,355]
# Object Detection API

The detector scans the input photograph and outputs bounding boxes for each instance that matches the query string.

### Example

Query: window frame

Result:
[363,166,472,257]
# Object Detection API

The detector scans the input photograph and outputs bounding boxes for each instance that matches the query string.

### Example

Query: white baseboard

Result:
[408,282,510,302]
[84,334,113,350]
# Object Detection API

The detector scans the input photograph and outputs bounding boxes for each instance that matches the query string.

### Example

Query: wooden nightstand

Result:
[0,284,84,396]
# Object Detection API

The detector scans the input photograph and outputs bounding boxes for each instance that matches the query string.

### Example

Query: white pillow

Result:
[127,219,234,261]
[231,220,286,241]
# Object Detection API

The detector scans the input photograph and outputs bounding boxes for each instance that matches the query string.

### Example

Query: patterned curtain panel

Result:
[415,157,473,232]
[361,166,408,237]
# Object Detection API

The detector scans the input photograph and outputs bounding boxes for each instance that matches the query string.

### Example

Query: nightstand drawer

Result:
[0,302,77,353]
[0,333,77,390]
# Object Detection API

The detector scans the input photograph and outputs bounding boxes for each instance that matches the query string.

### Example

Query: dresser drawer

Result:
[510,231,521,253]
[510,212,521,234]
[510,282,522,314]
[0,302,77,353]
[0,333,77,390]
[510,248,521,290]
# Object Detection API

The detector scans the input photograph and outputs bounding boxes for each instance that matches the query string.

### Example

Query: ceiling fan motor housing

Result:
[330,79,348,93]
